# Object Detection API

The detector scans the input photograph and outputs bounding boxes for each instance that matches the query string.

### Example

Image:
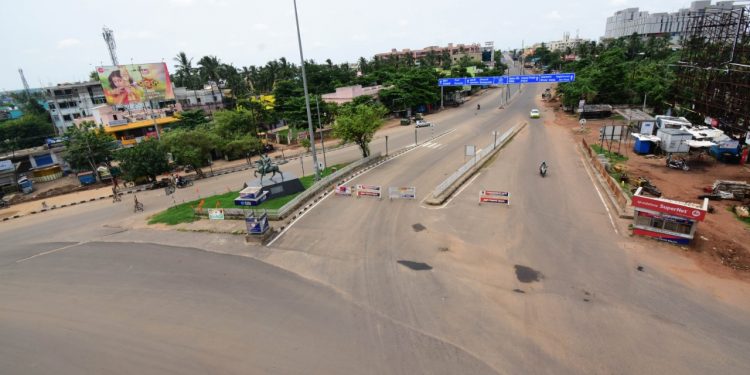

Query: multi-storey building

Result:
[547,32,590,53]
[604,1,743,40]
[43,81,107,134]
[173,83,225,113]
[374,43,483,65]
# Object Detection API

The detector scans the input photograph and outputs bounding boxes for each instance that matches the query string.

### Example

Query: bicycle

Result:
[133,195,144,212]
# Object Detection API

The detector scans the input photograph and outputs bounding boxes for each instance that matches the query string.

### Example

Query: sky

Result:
[1,0,696,91]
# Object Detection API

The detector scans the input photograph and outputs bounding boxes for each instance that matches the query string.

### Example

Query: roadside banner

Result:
[479,190,510,205]
[356,184,382,199]
[208,208,225,220]
[389,186,416,200]
[334,185,353,196]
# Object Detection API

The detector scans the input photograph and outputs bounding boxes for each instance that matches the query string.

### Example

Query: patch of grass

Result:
[610,114,625,120]
[591,144,628,164]
[148,163,347,225]
[728,206,750,227]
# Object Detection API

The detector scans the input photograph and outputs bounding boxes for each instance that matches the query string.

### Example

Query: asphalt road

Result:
[267,84,750,374]
[1,73,749,373]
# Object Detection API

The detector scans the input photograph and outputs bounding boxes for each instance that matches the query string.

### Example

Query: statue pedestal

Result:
[242,171,305,201]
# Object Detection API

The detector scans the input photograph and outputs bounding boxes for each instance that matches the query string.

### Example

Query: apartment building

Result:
[44,81,107,134]
[374,43,483,65]
[604,1,743,40]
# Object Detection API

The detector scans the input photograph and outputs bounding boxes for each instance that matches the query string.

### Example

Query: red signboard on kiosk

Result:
[632,195,707,221]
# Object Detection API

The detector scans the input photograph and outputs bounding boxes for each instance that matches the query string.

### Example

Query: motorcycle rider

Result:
[477,103,481,110]
[539,161,548,176]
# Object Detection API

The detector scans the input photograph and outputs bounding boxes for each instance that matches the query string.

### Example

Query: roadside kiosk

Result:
[632,188,709,244]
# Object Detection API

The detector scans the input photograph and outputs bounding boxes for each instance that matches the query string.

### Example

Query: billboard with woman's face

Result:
[96,63,174,106]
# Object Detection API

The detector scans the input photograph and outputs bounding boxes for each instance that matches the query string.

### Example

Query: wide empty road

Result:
[1,78,749,374]
[267,84,750,374]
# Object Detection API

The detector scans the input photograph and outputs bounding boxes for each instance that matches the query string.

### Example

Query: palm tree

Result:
[198,55,223,111]
[173,51,195,88]
[241,66,256,93]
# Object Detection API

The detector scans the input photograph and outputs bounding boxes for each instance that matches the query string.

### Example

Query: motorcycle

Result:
[477,104,481,110]
[631,177,662,197]
[539,162,548,177]
[175,178,194,188]
[666,155,690,171]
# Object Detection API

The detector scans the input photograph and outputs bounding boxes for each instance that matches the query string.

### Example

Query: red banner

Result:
[632,195,706,221]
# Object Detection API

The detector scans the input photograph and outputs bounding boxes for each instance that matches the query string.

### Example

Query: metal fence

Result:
[432,123,521,197]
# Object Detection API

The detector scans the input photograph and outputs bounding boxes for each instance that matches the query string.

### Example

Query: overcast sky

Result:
[1,0,695,91]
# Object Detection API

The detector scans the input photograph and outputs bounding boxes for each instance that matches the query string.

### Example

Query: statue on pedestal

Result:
[254,154,283,182]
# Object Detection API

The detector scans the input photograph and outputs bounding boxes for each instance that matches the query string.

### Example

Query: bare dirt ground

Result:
[544,100,750,282]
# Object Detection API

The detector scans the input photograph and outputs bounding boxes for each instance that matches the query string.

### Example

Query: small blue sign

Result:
[438,73,575,86]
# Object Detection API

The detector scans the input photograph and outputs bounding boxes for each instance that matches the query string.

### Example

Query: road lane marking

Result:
[580,155,619,234]
[16,242,86,263]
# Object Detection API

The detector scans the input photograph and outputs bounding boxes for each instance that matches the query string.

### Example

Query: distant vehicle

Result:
[415,120,432,128]
[530,109,540,118]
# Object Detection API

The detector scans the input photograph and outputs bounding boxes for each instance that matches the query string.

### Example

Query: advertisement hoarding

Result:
[96,63,174,105]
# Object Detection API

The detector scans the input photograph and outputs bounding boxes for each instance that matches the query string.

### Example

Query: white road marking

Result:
[581,156,619,234]
[16,242,86,263]
[420,173,481,210]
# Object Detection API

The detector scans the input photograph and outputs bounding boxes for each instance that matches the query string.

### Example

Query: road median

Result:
[425,122,527,205]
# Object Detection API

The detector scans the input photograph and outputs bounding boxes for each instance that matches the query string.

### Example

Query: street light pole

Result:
[315,96,327,169]
[293,0,320,180]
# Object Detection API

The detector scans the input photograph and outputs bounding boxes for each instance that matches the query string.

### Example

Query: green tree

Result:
[174,109,209,130]
[378,68,441,112]
[222,135,262,160]
[115,138,170,182]
[0,114,54,150]
[300,137,311,152]
[162,127,220,178]
[211,108,257,139]
[62,121,117,173]
[173,51,200,89]
[333,104,387,157]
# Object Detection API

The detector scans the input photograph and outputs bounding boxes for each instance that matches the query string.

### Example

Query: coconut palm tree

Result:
[173,51,196,89]
[198,55,223,111]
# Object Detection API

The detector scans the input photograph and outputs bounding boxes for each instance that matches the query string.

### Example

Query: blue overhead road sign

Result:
[438,73,575,86]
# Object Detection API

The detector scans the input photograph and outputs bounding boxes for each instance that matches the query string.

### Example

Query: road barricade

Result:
[334,185,353,196]
[389,186,416,200]
[479,190,510,205]
[356,184,382,199]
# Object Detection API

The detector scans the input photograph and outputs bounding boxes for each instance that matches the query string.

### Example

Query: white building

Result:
[173,83,224,112]
[547,32,590,53]
[321,85,384,105]
[604,1,743,40]
[44,81,107,134]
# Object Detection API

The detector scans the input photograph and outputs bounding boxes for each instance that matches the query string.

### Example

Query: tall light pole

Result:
[315,96,327,169]
[293,0,320,180]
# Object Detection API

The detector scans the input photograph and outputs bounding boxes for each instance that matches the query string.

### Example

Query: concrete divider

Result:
[425,122,527,205]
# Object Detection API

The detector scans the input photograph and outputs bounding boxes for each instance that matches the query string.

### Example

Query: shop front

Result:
[632,188,709,245]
